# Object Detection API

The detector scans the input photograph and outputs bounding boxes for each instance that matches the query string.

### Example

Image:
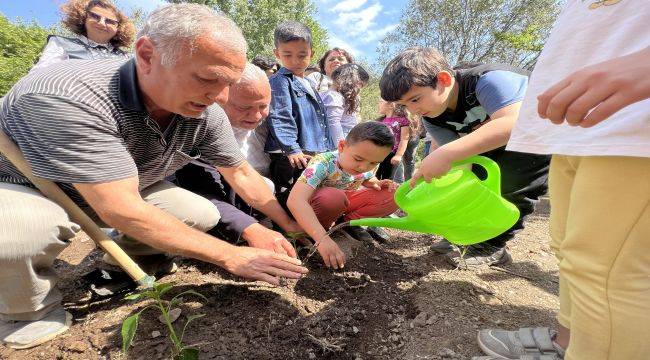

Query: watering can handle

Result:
[452,155,502,195]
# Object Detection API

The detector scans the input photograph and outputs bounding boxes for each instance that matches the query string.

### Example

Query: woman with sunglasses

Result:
[33,0,135,70]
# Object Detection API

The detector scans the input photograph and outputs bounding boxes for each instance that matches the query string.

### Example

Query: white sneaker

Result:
[0,307,72,349]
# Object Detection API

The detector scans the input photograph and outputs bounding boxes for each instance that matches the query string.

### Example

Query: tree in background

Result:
[166,0,329,60]
[0,14,48,96]
[377,0,561,69]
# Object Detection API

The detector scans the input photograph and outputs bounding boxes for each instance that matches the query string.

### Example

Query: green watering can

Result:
[350,155,520,245]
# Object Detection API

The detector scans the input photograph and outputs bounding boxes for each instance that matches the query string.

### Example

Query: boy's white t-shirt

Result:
[507,1,650,158]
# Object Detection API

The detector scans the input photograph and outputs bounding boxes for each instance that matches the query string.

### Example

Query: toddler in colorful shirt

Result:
[288,122,399,269]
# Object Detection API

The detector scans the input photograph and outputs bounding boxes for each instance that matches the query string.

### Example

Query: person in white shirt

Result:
[175,64,303,250]
[320,63,370,144]
[474,2,650,360]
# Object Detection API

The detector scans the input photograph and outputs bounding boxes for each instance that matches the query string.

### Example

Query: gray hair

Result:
[236,63,269,87]
[273,21,312,48]
[138,3,247,67]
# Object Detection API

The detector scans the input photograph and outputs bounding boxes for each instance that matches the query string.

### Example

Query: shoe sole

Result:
[6,311,72,350]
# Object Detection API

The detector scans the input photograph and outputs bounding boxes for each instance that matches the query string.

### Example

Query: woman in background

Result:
[307,47,354,92]
[33,0,134,70]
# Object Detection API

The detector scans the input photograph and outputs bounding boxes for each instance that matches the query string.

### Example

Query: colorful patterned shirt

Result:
[298,151,374,190]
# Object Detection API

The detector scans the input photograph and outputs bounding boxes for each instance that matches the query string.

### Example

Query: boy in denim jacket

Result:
[265,21,334,207]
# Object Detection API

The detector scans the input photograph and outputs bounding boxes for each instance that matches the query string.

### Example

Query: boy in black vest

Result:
[380,47,550,267]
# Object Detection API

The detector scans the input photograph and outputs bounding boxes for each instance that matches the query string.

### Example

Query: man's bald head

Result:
[224,63,272,130]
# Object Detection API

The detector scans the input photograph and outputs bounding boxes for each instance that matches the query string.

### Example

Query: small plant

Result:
[122,282,207,360]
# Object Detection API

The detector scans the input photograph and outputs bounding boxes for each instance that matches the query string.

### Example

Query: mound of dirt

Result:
[0,213,558,360]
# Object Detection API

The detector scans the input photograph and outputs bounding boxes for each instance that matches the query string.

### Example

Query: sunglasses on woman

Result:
[87,11,119,27]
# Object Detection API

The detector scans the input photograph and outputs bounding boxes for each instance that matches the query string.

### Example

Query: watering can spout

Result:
[349,216,435,234]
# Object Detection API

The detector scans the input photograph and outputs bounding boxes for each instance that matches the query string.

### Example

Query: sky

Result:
[0,0,406,64]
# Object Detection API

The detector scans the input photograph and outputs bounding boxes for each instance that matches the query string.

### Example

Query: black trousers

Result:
[475,147,551,248]
[268,153,307,211]
[173,163,257,243]
[376,151,399,180]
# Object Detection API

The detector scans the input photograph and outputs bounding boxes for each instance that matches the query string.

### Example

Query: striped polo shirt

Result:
[0,58,244,204]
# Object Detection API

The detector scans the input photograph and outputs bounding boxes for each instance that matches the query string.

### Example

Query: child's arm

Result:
[266,76,310,168]
[538,46,650,127]
[391,126,411,165]
[410,102,519,185]
[287,182,346,269]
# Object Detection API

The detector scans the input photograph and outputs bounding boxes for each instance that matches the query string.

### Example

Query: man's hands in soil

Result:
[242,223,297,258]
[222,246,308,286]
[317,236,346,269]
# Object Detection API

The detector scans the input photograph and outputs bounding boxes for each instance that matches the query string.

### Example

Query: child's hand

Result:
[287,152,312,169]
[379,179,398,192]
[316,236,346,269]
[390,154,403,165]
[537,46,650,127]
[409,148,453,187]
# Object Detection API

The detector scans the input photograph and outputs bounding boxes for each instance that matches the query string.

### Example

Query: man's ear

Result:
[273,48,280,60]
[437,71,454,88]
[135,37,155,74]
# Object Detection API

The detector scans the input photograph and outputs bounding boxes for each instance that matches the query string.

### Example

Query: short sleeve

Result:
[199,105,245,168]
[297,153,330,189]
[4,93,137,183]
[31,37,69,71]
[475,71,528,115]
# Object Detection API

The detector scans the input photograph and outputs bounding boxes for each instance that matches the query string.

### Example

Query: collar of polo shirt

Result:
[118,59,147,113]
[118,59,210,120]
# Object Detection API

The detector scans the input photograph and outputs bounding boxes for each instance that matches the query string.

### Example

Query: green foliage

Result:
[122,282,207,360]
[166,0,329,60]
[0,14,48,96]
[359,78,381,122]
[377,0,562,69]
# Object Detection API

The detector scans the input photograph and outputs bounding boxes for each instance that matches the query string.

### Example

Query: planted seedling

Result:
[122,282,207,360]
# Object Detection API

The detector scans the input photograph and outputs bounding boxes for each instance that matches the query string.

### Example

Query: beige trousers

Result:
[549,155,650,360]
[0,181,220,321]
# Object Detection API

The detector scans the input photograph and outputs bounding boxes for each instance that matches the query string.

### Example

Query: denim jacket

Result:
[264,67,334,154]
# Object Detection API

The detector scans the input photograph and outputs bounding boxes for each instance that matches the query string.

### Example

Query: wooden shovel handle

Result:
[0,129,154,287]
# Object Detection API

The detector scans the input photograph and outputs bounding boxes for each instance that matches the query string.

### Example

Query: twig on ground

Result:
[306,334,344,352]
[489,265,558,283]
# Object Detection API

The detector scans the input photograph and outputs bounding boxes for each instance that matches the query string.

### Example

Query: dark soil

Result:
[0,211,558,360]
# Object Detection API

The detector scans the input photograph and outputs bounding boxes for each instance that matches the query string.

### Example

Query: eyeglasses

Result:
[87,11,119,27]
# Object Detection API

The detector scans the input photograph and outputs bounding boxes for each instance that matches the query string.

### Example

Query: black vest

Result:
[46,35,128,61]
[424,63,530,134]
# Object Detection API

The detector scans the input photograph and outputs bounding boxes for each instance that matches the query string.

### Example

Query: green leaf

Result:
[173,290,208,303]
[153,282,175,296]
[124,293,144,301]
[141,290,159,299]
[285,231,307,240]
[180,314,206,343]
[121,312,141,353]
[175,347,200,360]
